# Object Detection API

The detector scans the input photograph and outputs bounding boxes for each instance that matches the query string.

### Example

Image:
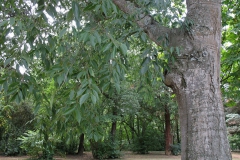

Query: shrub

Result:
[131,129,165,154]
[170,144,181,156]
[91,136,121,160]
[55,137,79,155]
[131,135,149,154]
[0,103,34,155]
[229,134,240,151]
[0,135,21,155]
[18,130,57,160]
[18,130,44,157]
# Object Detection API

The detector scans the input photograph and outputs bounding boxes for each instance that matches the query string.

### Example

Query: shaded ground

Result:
[0,151,240,160]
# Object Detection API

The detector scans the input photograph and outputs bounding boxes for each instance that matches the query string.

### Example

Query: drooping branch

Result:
[112,0,177,46]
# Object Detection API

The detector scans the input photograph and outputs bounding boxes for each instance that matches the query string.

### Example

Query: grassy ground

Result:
[0,151,240,160]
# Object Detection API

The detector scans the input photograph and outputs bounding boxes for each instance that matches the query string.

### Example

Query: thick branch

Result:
[112,0,176,46]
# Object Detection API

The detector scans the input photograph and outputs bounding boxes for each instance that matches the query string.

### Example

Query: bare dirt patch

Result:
[0,151,240,160]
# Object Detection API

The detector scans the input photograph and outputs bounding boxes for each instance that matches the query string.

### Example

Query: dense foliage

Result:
[221,0,240,151]
[221,0,240,105]
[0,102,34,155]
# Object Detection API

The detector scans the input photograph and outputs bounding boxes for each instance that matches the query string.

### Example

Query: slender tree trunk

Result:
[141,120,147,136]
[124,125,131,145]
[165,106,172,155]
[77,133,84,155]
[129,116,135,140]
[175,115,180,144]
[137,115,140,136]
[111,107,117,137]
[111,121,117,136]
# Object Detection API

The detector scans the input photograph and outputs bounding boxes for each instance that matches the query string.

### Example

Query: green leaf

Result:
[84,3,97,11]
[46,4,57,18]
[69,90,75,100]
[81,79,88,88]
[111,1,118,13]
[4,58,13,67]
[90,35,96,47]
[102,82,110,92]
[73,2,80,20]
[94,134,98,142]
[75,107,81,123]
[57,74,64,85]
[11,91,19,103]
[7,87,18,96]
[102,43,112,52]
[91,94,96,104]
[14,26,21,36]
[10,17,15,26]
[66,9,73,21]
[77,87,86,97]
[18,90,23,101]
[120,43,128,55]
[93,31,101,44]
[0,20,8,27]
[21,59,28,69]
[63,106,76,115]
[95,116,99,123]
[46,7,54,18]
[79,93,89,106]
[34,104,41,115]
[75,19,81,29]
[140,57,150,75]
[92,89,99,100]
[79,32,89,42]
[141,32,147,42]
[115,83,120,93]
[170,47,174,53]
[102,2,107,16]
[77,71,86,79]
[91,83,101,94]
[36,7,44,15]
[59,28,67,38]
[3,81,8,92]
[38,0,44,8]
[176,47,180,55]
[88,68,95,77]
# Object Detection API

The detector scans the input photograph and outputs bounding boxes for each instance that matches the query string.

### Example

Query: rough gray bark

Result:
[113,0,232,159]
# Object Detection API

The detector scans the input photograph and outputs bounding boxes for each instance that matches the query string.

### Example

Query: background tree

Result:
[221,0,240,153]
[221,0,240,105]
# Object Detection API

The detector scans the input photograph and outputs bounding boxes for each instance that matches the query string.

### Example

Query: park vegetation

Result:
[0,0,239,159]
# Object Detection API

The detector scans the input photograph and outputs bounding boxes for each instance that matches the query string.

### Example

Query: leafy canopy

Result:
[0,0,185,107]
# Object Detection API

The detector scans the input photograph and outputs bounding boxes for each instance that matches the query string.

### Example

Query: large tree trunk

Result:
[113,0,232,159]
[164,1,232,159]
[165,106,172,155]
